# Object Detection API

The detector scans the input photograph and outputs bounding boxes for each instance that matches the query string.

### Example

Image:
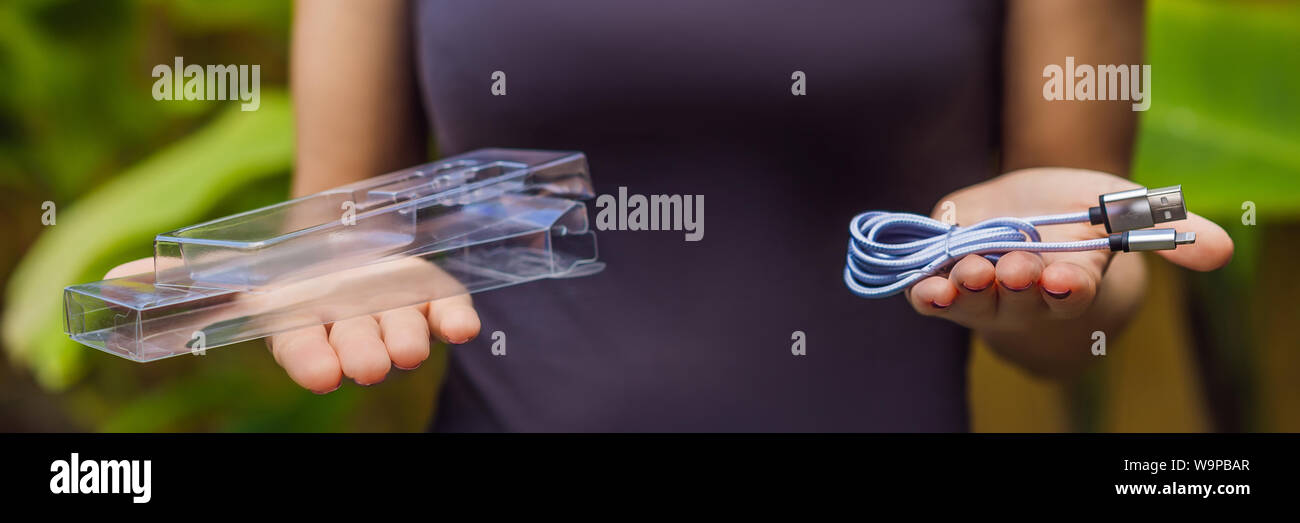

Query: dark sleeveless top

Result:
[412,0,1004,431]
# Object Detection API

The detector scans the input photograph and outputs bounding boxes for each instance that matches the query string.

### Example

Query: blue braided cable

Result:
[843,210,1109,298]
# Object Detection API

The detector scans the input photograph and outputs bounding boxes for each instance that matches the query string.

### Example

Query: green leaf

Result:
[2,90,293,389]
[1133,0,1300,219]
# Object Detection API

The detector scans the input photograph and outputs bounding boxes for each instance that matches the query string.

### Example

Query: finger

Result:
[269,325,342,394]
[947,255,996,320]
[104,258,155,279]
[906,276,958,316]
[1039,260,1097,319]
[426,294,480,344]
[1154,212,1234,271]
[379,306,431,370]
[994,251,1045,317]
[328,315,391,385]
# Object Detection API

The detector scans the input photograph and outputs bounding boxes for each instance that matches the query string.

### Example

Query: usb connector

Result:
[1109,228,1197,252]
[1089,185,1188,233]
[1094,185,1196,251]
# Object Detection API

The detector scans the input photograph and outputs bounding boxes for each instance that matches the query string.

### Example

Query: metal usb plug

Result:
[1089,185,1188,233]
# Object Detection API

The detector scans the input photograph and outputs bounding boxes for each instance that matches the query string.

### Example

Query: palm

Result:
[103,257,481,393]
[905,167,1233,331]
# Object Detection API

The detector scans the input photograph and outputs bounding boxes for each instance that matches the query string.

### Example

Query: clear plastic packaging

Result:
[64,149,602,362]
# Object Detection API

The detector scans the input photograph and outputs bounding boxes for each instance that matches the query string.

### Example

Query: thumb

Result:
[1154,212,1234,271]
[103,257,155,279]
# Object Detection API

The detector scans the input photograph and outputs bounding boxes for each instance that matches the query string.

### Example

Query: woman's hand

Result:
[104,257,481,393]
[265,296,479,394]
[904,168,1233,376]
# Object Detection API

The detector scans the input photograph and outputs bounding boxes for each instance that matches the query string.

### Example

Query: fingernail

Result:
[394,362,422,371]
[961,282,989,292]
[930,300,950,310]
[1044,288,1072,299]
[1000,281,1032,292]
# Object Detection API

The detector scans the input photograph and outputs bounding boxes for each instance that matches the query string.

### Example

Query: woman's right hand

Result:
[105,257,481,393]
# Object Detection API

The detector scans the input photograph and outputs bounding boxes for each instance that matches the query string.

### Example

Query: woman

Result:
[115,0,1232,431]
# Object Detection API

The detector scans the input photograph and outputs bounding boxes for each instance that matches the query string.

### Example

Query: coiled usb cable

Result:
[844,185,1197,298]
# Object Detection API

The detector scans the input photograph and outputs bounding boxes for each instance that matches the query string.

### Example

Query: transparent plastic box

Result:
[64,149,603,362]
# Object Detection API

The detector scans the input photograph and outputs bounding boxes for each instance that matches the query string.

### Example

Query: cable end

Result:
[1146,185,1188,225]
[1112,228,1196,252]
[1093,185,1189,232]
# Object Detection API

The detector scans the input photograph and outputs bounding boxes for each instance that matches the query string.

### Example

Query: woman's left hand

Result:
[904,168,1233,372]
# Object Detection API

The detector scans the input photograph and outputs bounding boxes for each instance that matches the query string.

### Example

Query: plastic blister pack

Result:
[64,149,603,362]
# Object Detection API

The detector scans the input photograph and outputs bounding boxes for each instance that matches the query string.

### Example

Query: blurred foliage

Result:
[5,90,294,387]
[0,0,439,432]
[1128,0,1299,432]
[1133,0,1300,219]
[0,0,291,200]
